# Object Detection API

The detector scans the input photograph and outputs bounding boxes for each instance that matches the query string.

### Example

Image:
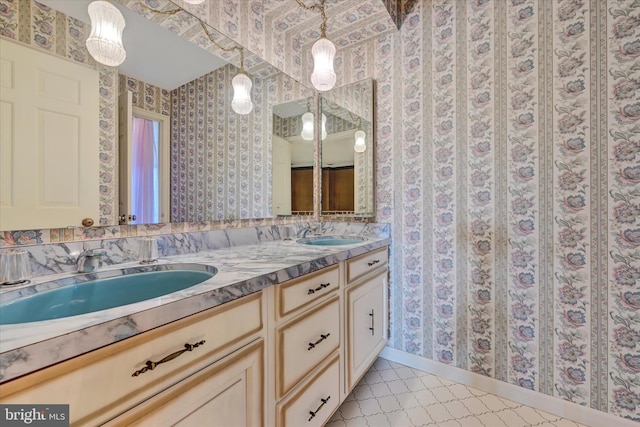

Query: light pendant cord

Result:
[135,0,182,15]
[294,0,328,38]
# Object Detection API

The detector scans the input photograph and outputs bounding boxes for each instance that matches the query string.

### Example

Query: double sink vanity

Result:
[0,226,390,426]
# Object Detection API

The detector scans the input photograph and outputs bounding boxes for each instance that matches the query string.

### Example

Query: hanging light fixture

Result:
[354,129,366,152]
[184,0,205,4]
[295,0,336,91]
[301,102,314,141]
[86,1,126,67]
[197,22,253,115]
[231,49,253,115]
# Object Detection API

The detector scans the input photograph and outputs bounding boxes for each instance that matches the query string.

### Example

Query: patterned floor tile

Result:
[330,358,587,427]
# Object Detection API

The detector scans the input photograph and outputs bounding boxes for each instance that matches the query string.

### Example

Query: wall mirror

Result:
[320,78,375,218]
[272,96,317,216]
[0,0,312,231]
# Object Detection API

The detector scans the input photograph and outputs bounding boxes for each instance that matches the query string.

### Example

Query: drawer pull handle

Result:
[369,310,375,335]
[308,395,331,421]
[307,282,331,295]
[367,259,380,267]
[132,340,206,377]
[307,333,330,351]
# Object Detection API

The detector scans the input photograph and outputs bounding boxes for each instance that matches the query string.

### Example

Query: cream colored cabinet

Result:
[344,247,389,392]
[107,339,264,427]
[276,354,340,427]
[0,292,264,426]
[271,264,342,427]
[0,245,390,427]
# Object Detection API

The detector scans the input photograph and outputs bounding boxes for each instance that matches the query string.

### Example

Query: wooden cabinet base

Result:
[106,340,264,427]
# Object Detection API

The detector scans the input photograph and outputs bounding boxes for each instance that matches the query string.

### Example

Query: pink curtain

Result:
[132,117,158,224]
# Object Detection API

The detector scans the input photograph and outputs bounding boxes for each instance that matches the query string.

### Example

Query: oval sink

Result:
[0,263,216,325]
[297,235,366,246]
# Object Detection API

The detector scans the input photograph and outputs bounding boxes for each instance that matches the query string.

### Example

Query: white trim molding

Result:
[380,347,637,427]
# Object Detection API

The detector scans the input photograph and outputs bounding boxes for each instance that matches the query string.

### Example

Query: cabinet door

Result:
[108,340,264,427]
[345,272,388,392]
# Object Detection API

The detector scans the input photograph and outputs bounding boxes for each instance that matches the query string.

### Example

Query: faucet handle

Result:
[84,248,107,257]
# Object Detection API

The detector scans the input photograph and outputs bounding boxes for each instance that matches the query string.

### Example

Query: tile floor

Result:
[326,358,587,427]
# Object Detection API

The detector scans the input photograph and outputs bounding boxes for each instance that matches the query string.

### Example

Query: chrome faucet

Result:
[77,248,107,273]
[300,225,320,238]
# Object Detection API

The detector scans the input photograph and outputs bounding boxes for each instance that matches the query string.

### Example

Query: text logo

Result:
[1,405,69,427]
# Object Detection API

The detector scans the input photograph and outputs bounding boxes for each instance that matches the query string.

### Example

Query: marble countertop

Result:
[0,236,389,383]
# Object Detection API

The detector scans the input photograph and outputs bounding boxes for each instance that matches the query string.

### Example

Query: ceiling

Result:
[37,0,397,90]
[264,0,397,51]
[38,0,227,90]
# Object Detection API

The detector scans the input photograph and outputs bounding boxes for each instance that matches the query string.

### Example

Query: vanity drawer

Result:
[276,295,339,399]
[276,353,340,427]
[276,264,339,318]
[346,247,388,283]
[0,292,263,426]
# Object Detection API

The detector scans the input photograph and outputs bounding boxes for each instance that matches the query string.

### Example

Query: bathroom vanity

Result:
[0,236,389,426]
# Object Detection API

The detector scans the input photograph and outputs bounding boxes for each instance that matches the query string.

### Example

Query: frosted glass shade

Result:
[354,129,366,152]
[184,0,205,4]
[231,72,253,115]
[86,1,126,67]
[310,37,336,91]
[301,112,314,140]
[321,113,327,140]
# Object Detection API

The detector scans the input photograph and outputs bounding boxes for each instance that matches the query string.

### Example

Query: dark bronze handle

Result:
[308,396,331,421]
[132,340,206,377]
[367,259,380,267]
[307,333,330,351]
[369,310,374,335]
[307,282,330,295]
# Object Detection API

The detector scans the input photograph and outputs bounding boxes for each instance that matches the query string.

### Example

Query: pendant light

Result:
[198,22,253,115]
[354,129,366,152]
[86,1,126,67]
[141,2,254,114]
[295,0,336,91]
[301,102,314,141]
[231,49,253,115]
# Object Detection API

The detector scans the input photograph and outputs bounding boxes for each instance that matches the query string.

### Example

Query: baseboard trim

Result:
[379,347,635,427]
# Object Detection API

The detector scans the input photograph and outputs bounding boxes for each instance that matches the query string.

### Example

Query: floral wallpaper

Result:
[250,0,636,422]
[119,75,171,117]
[171,64,312,221]
[273,111,357,139]
[0,0,119,227]
[354,0,637,421]
[2,0,638,422]
[177,0,398,86]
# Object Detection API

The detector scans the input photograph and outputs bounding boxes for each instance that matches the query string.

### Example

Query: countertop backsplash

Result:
[0,222,390,282]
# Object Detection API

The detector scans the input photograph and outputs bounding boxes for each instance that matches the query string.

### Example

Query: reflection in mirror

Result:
[0,0,312,232]
[320,78,375,217]
[272,97,317,216]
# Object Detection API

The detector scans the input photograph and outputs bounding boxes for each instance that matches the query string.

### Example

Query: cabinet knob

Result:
[81,217,94,227]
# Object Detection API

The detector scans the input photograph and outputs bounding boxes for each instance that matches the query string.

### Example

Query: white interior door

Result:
[0,38,99,230]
